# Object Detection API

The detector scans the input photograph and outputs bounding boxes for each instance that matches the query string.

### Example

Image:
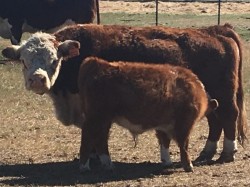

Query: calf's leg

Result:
[79,118,96,172]
[156,130,172,167]
[175,118,195,172]
[79,118,113,172]
[94,120,114,170]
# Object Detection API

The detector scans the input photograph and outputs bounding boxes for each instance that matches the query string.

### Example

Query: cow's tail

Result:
[236,34,247,146]
[226,24,248,146]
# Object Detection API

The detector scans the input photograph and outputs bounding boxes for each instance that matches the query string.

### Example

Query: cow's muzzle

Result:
[28,73,50,94]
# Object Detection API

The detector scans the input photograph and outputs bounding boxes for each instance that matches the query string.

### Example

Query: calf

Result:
[78,57,218,172]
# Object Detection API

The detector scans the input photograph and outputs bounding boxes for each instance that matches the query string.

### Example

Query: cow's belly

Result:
[22,19,76,33]
[0,17,12,39]
[0,17,76,41]
[114,117,175,138]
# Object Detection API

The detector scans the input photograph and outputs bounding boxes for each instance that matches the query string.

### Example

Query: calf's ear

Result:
[2,46,20,60]
[58,40,81,59]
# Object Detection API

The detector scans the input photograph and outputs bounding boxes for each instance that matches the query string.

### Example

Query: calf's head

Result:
[2,33,80,95]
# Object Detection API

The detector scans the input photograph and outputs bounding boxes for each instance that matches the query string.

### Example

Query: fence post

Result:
[96,0,100,24]
[218,0,221,25]
[156,0,158,26]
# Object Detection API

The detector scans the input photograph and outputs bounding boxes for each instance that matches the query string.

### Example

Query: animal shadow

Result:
[0,159,166,186]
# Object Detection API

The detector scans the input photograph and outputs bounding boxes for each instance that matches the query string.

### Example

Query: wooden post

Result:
[218,0,221,25]
[96,0,100,24]
[156,0,158,26]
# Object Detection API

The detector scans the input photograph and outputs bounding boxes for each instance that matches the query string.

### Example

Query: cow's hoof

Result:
[79,165,91,173]
[162,160,173,168]
[216,152,235,164]
[103,163,115,171]
[183,163,194,172]
[194,150,216,164]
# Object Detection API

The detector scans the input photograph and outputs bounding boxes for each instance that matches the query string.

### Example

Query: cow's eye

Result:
[21,60,28,69]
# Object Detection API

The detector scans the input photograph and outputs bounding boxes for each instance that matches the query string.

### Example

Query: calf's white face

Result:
[2,33,80,94]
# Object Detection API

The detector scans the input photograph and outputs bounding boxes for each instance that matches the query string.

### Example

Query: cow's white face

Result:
[2,32,80,95]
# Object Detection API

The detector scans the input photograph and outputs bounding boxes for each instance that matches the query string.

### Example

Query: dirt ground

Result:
[0,1,250,187]
[99,1,250,15]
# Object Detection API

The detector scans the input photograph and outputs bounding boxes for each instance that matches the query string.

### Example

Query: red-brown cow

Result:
[78,57,218,172]
[2,23,247,165]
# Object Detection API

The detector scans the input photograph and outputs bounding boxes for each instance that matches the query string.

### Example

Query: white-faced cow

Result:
[0,0,97,44]
[2,24,247,167]
[77,57,218,172]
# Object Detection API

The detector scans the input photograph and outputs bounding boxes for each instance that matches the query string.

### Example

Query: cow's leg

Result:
[8,18,23,45]
[196,100,238,163]
[217,102,238,163]
[195,112,221,163]
[155,130,172,167]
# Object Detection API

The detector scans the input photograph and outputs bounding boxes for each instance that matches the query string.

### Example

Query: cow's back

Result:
[54,24,232,93]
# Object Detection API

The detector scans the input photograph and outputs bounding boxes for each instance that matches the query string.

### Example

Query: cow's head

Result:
[2,32,80,95]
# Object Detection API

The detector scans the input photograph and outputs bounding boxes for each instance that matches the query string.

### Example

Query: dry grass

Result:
[0,44,249,186]
[100,1,250,15]
[0,2,250,186]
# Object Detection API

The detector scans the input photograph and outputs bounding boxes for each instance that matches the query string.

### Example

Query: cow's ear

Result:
[2,46,20,60]
[58,40,80,59]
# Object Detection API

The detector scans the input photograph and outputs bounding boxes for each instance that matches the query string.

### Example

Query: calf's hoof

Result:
[183,163,194,172]
[102,162,115,171]
[99,154,115,171]
[79,165,91,173]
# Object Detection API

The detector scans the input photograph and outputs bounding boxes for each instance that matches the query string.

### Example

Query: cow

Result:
[2,23,247,167]
[77,56,219,172]
[0,0,97,44]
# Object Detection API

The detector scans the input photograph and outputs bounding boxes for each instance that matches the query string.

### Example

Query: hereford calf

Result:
[78,57,218,172]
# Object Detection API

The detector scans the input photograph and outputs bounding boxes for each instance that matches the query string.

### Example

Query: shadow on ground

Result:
[0,159,168,186]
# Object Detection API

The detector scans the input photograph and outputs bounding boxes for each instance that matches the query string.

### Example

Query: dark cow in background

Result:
[0,0,97,44]
[78,57,218,172]
[2,24,247,168]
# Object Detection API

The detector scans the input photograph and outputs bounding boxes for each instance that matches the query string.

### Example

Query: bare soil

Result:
[100,1,250,15]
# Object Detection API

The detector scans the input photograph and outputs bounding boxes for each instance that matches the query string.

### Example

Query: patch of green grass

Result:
[100,13,250,40]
